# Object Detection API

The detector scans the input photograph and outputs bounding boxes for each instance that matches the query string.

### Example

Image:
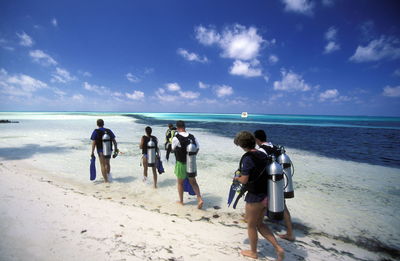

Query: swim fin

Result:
[227,183,236,206]
[90,156,96,181]
[156,156,165,174]
[183,178,195,195]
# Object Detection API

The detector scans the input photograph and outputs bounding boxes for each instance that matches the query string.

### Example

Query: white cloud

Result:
[179,91,200,99]
[126,72,140,83]
[319,89,339,101]
[16,32,34,47]
[155,88,179,103]
[349,36,400,63]
[51,18,58,27]
[198,81,209,89]
[29,50,57,66]
[269,55,279,64]
[72,94,84,101]
[281,0,314,15]
[195,25,220,45]
[229,60,262,77]
[195,24,265,61]
[215,85,233,97]
[51,67,76,83]
[126,91,145,100]
[177,48,208,63]
[166,82,181,92]
[219,25,264,60]
[273,69,312,92]
[0,38,14,51]
[0,69,47,97]
[324,41,340,54]
[83,82,112,96]
[382,86,400,97]
[325,27,337,41]
[324,27,340,54]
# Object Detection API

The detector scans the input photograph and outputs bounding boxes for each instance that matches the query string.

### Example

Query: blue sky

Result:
[0,0,399,116]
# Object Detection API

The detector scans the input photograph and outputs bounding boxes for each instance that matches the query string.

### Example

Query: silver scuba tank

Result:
[186,141,197,176]
[147,138,156,167]
[277,147,294,198]
[102,132,112,157]
[267,156,284,220]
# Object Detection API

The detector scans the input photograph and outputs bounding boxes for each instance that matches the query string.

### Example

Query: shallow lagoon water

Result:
[0,112,399,258]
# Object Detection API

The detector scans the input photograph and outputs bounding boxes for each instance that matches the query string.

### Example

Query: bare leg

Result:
[240,202,260,259]
[152,166,157,188]
[142,156,148,181]
[188,177,204,209]
[98,153,108,183]
[105,158,111,175]
[177,178,184,205]
[256,207,285,261]
[279,204,295,241]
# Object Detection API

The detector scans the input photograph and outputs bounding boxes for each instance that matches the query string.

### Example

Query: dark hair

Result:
[234,131,256,149]
[145,126,152,136]
[176,120,185,129]
[97,119,104,127]
[168,123,173,128]
[254,129,267,142]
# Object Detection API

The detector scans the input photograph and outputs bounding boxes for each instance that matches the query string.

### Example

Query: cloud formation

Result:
[126,72,140,83]
[269,55,279,64]
[215,85,233,97]
[324,27,340,54]
[349,35,400,62]
[29,50,57,66]
[177,48,208,63]
[51,67,76,83]
[16,32,34,47]
[319,89,338,101]
[230,60,262,77]
[198,81,209,89]
[51,18,58,27]
[165,82,181,92]
[195,24,267,78]
[273,69,312,92]
[281,0,314,15]
[126,90,145,100]
[382,86,400,97]
[0,69,47,97]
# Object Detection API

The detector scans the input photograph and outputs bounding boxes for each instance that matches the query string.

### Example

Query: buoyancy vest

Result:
[142,135,158,154]
[95,128,111,150]
[240,151,269,195]
[174,133,195,163]
[260,143,280,158]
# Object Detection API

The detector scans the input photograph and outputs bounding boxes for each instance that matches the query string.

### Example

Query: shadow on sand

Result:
[0,144,71,160]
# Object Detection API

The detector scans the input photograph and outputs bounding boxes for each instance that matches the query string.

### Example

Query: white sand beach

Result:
[0,113,398,261]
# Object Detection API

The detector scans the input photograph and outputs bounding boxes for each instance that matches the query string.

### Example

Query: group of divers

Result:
[90,118,296,261]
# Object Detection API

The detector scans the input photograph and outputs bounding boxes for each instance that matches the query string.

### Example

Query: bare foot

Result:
[176,201,184,206]
[278,234,295,242]
[276,248,285,261]
[240,249,257,259]
[197,199,204,209]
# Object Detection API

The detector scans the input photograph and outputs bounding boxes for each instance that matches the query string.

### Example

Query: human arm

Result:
[139,136,144,149]
[91,140,96,157]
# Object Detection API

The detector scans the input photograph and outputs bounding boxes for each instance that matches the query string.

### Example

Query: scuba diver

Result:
[172,120,203,209]
[254,129,295,242]
[140,126,159,188]
[90,119,118,183]
[233,131,285,260]
[165,123,176,161]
